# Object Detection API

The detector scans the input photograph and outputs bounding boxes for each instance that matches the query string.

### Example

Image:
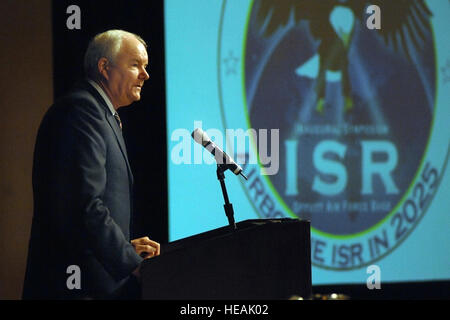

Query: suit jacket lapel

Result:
[79,80,134,186]
[105,111,134,186]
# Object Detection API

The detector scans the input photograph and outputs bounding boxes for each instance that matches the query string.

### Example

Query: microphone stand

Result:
[216,164,237,230]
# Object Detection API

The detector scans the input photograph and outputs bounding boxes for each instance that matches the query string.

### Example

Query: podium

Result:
[140,218,311,299]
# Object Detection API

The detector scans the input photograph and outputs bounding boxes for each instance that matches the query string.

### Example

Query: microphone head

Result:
[191,127,245,178]
[191,128,210,147]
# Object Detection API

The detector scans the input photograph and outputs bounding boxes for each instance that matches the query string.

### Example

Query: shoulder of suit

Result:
[50,82,109,121]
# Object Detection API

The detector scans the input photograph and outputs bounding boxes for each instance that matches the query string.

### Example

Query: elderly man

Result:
[23,30,160,299]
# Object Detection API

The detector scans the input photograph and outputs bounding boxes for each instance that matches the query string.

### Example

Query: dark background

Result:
[52,0,169,243]
[0,0,168,299]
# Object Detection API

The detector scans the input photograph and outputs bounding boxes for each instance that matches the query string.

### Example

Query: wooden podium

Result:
[140,218,311,299]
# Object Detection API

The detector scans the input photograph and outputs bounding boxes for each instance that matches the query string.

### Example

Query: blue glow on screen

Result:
[164,0,450,285]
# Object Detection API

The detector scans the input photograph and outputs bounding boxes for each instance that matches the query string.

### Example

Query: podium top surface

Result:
[159,218,309,255]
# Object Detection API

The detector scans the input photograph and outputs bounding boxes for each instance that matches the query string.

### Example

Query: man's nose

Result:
[140,67,150,80]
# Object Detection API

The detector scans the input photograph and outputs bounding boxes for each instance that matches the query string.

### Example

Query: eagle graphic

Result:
[255,0,433,114]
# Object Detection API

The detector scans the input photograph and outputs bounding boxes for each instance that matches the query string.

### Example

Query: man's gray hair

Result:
[84,29,147,81]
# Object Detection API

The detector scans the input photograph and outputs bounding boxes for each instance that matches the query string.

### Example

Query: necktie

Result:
[114,112,122,130]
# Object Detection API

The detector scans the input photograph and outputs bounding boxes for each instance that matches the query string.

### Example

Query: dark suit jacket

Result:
[23,80,143,299]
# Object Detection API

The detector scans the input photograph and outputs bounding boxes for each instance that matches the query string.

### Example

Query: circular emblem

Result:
[218,0,449,270]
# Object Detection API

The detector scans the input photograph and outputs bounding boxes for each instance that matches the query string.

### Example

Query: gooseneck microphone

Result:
[191,128,247,180]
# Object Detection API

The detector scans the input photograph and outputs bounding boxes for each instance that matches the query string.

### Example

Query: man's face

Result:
[104,36,149,108]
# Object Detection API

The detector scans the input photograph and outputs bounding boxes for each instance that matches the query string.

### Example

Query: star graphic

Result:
[441,59,450,83]
[223,50,239,76]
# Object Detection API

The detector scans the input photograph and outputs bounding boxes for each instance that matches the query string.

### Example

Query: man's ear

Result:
[98,57,110,80]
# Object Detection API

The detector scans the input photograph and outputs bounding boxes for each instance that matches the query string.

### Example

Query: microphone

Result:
[191,128,247,180]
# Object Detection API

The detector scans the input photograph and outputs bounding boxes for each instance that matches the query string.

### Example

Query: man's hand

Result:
[131,237,160,279]
[131,236,161,259]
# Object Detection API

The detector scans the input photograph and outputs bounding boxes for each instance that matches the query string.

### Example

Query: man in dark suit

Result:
[23,30,160,299]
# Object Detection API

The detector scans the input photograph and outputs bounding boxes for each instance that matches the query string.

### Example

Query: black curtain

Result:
[51,0,168,243]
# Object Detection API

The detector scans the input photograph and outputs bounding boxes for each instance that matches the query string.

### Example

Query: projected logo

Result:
[218,0,449,270]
